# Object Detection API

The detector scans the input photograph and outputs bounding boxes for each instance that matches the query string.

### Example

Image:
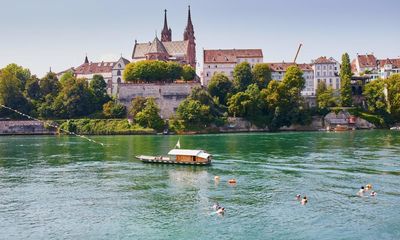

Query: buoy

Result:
[228,179,237,184]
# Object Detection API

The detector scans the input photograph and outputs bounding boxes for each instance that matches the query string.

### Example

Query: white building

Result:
[202,49,263,86]
[312,56,341,91]
[351,54,379,80]
[377,58,400,79]
[268,62,315,96]
[58,56,130,96]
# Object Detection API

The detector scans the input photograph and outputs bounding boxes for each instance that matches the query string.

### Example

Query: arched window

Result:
[117,78,121,84]
[118,64,121,68]
[117,70,121,76]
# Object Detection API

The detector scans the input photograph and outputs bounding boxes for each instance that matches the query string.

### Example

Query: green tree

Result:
[2,63,31,91]
[129,96,147,118]
[166,62,183,81]
[340,53,352,106]
[363,79,387,114]
[0,67,32,118]
[182,65,196,81]
[90,74,110,111]
[134,98,164,131]
[177,99,212,127]
[59,71,75,86]
[207,73,233,105]
[252,63,272,89]
[25,75,41,100]
[385,74,400,119]
[233,62,253,91]
[316,82,338,110]
[103,100,127,118]
[40,72,60,97]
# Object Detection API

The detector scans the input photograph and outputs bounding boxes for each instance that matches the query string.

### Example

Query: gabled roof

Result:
[74,61,116,75]
[204,49,263,64]
[148,37,168,54]
[378,58,400,68]
[268,62,313,72]
[132,40,188,59]
[313,56,336,64]
[356,54,377,68]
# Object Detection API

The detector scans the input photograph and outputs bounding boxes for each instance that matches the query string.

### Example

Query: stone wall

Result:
[0,121,56,135]
[117,82,200,118]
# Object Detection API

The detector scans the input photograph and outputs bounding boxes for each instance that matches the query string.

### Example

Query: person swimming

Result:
[365,184,372,191]
[357,186,366,196]
[296,194,301,201]
[212,202,220,210]
[370,191,377,197]
[216,207,225,214]
[301,196,308,205]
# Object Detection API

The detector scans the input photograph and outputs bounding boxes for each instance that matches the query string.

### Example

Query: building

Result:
[131,7,196,68]
[57,55,130,96]
[312,56,341,91]
[202,49,263,86]
[269,62,315,96]
[377,58,400,79]
[351,54,379,79]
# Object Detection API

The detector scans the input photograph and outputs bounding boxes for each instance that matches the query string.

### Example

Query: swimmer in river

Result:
[212,202,220,210]
[370,191,377,197]
[357,186,366,196]
[301,196,308,205]
[216,207,225,214]
[365,184,372,191]
[296,194,301,201]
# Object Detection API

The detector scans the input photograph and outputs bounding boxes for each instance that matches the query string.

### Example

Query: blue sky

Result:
[0,0,399,76]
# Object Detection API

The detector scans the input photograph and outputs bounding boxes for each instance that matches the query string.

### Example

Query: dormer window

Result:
[118,64,122,68]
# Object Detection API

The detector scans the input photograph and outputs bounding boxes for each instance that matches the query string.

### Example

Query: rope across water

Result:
[0,104,105,146]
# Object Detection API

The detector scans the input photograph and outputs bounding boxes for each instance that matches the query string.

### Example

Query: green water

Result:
[0,131,399,239]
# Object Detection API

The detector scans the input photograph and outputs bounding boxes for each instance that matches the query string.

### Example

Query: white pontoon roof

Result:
[168,149,211,158]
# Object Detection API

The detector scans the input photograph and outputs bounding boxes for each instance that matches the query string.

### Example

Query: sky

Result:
[0,0,399,77]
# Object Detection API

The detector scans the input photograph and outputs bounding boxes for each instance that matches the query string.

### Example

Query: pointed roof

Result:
[147,37,168,54]
[162,9,168,32]
[186,5,193,31]
[84,55,89,64]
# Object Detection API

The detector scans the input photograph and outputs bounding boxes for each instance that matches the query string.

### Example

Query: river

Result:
[0,131,399,239]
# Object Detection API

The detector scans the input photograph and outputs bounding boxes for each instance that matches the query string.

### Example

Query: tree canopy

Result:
[340,53,353,107]
[207,73,233,105]
[233,62,253,92]
[252,63,272,89]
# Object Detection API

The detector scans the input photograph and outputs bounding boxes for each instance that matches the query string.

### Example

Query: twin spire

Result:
[161,6,194,42]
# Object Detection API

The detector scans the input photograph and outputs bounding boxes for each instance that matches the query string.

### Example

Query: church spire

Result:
[183,5,196,68]
[184,5,194,41]
[161,9,172,42]
[84,54,89,64]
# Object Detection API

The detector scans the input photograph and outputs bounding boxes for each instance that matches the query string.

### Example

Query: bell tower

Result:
[183,6,196,68]
[161,9,172,42]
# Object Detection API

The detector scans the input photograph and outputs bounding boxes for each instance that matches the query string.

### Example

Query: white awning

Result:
[168,149,211,159]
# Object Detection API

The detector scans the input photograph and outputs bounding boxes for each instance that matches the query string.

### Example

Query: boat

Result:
[390,126,400,130]
[333,124,349,131]
[136,140,212,165]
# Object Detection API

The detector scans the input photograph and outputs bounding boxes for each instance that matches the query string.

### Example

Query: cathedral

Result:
[131,6,196,68]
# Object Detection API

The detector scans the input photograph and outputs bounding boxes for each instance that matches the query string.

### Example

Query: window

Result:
[329,78,332,84]
[118,64,121,68]
[215,65,218,68]
[117,78,121,84]
[206,72,210,77]
[317,72,320,77]
[317,66,320,70]
[208,65,210,68]
[329,65,332,70]
[117,70,121,76]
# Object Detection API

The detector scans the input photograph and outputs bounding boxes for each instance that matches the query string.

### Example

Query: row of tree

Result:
[0,64,125,119]
[123,60,196,83]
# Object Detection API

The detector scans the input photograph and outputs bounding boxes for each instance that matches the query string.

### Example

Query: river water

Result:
[0,131,399,239]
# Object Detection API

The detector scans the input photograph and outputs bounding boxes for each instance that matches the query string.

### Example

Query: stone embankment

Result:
[0,121,56,135]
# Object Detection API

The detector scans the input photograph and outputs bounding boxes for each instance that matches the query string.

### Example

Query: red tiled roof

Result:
[378,58,400,68]
[356,54,377,68]
[203,49,263,63]
[268,62,313,72]
[74,62,116,75]
[351,59,358,73]
[313,56,335,64]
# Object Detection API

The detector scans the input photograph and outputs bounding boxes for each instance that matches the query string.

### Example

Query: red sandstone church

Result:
[132,6,196,68]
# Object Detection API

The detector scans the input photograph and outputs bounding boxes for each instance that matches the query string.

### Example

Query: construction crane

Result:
[293,43,303,63]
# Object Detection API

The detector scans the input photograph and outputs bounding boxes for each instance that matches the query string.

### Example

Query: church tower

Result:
[161,9,172,42]
[183,6,196,68]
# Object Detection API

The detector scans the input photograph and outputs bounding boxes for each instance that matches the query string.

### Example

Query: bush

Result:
[103,100,126,118]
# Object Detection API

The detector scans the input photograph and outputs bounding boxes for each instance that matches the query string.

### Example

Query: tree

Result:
[25,75,41,101]
[363,79,387,114]
[103,100,127,118]
[2,63,31,91]
[340,53,352,106]
[129,96,147,118]
[207,73,233,105]
[52,78,92,118]
[233,62,253,92]
[316,82,338,110]
[182,65,196,81]
[166,62,183,81]
[252,63,272,89]
[385,74,400,119]
[177,99,212,126]
[0,67,32,118]
[59,71,75,86]
[40,72,60,97]
[90,74,110,111]
[134,98,164,131]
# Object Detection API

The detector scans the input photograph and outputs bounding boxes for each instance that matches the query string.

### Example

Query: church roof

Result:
[132,40,188,59]
[148,37,168,54]
[75,61,116,75]
[203,49,263,63]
